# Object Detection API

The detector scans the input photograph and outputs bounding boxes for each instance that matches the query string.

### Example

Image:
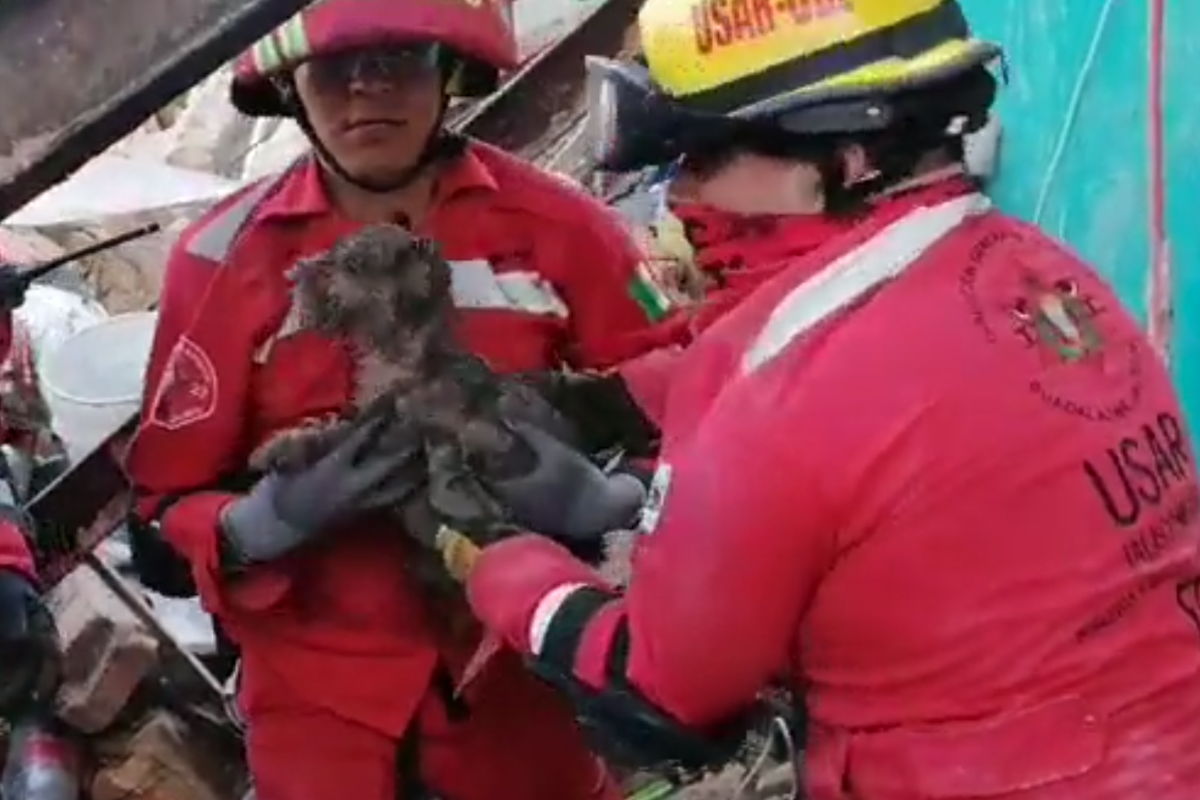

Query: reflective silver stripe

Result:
[184,174,289,262]
[185,186,570,320]
[742,193,991,375]
[448,259,569,318]
[222,659,247,733]
[528,582,590,656]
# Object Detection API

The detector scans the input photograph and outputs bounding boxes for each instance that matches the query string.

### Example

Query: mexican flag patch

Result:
[628,261,677,322]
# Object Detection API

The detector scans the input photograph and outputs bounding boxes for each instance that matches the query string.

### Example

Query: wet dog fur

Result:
[249,224,573,637]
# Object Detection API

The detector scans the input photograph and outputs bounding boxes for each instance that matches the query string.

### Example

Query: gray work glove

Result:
[219,415,425,568]
[484,422,647,543]
[514,370,660,458]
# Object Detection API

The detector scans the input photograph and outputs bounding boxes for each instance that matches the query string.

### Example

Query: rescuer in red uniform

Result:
[122,1,657,798]
[0,246,63,457]
[0,468,57,719]
[565,174,854,445]
[403,1,1200,798]
[534,94,860,456]
[0,250,63,719]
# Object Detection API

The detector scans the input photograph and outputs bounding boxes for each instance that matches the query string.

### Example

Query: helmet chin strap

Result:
[287,92,465,196]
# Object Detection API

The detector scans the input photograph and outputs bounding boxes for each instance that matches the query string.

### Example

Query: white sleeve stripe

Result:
[448,261,570,318]
[528,582,590,656]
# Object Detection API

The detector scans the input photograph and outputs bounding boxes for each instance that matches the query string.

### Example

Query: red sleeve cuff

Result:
[160,492,292,615]
[466,535,608,654]
[0,561,34,583]
[0,521,35,581]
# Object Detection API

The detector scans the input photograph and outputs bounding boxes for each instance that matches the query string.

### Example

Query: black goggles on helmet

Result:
[585,57,842,175]
[585,57,741,174]
[301,42,446,92]
[585,51,1005,175]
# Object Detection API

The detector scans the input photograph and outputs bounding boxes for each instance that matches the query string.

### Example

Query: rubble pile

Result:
[674,763,799,800]
[1,568,247,800]
[90,711,241,800]
[7,215,190,313]
[50,569,160,734]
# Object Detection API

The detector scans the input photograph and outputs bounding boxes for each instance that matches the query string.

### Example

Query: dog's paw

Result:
[248,418,346,473]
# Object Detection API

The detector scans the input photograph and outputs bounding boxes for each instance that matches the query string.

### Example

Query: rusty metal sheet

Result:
[0,0,314,221]
[457,0,642,167]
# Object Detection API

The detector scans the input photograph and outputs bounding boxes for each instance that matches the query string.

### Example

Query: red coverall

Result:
[125,143,652,800]
[469,178,1200,800]
[0,518,33,578]
[0,245,47,453]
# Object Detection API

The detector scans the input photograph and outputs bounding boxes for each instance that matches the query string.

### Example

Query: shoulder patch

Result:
[958,220,1145,422]
[147,337,218,430]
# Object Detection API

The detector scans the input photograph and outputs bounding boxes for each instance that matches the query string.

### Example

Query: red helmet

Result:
[230,0,519,117]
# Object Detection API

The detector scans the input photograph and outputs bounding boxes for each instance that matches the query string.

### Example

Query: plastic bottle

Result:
[1,717,81,800]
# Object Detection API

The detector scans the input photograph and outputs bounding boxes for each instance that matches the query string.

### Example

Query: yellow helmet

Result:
[588,0,1002,171]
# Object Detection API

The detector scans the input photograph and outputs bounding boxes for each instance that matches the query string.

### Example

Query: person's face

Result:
[671,150,826,216]
[293,44,446,185]
[669,143,874,216]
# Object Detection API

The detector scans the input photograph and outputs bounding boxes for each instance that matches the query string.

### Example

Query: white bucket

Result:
[41,311,159,462]
[18,284,110,358]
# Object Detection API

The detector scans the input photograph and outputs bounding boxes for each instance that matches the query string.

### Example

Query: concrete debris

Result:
[156,67,256,180]
[34,218,188,314]
[241,119,308,183]
[46,568,161,734]
[674,768,751,800]
[669,763,800,800]
[90,711,247,800]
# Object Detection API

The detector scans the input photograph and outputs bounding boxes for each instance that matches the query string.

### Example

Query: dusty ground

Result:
[668,763,798,800]
[674,768,750,800]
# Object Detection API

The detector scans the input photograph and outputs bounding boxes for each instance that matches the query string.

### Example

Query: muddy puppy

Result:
[249,224,574,638]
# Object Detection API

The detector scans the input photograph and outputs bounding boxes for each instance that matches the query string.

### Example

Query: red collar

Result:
[255,144,499,223]
[662,177,979,340]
